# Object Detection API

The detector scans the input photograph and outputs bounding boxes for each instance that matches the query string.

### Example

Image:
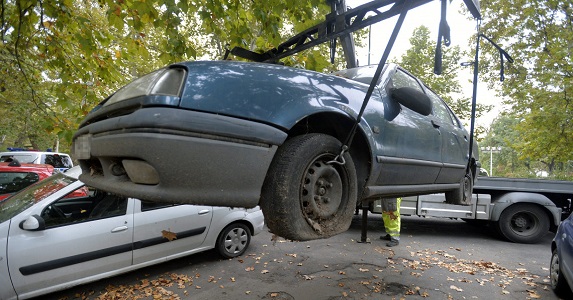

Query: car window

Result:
[43,154,73,169]
[41,188,128,228]
[0,171,40,194]
[141,200,177,212]
[388,69,424,93]
[426,90,456,126]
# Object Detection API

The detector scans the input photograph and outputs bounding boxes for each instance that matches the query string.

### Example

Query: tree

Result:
[477,0,573,177]
[1,0,347,152]
[395,25,492,129]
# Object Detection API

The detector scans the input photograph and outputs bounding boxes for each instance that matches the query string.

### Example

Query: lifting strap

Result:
[434,0,451,75]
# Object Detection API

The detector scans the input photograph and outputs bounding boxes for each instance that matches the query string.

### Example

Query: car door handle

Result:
[198,209,210,215]
[111,226,128,233]
[431,120,441,128]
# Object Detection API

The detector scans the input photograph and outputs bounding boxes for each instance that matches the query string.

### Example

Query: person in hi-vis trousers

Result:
[380,197,401,247]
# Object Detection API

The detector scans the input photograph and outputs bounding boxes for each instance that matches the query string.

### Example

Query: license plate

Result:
[73,134,91,160]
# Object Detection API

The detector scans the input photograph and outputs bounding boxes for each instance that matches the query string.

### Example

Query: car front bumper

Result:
[73,107,288,207]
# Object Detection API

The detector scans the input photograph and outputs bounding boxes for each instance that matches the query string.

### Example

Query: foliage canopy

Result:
[478,0,572,178]
[0,0,345,152]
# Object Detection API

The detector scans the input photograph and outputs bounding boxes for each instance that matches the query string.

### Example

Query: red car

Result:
[0,161,55,202]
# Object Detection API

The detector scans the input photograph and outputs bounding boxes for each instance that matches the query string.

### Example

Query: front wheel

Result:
[496,204,550,243]
[261,134,358,241]
[216,223,251,258]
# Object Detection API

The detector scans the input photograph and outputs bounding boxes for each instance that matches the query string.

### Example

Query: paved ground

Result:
[45,214,560,300]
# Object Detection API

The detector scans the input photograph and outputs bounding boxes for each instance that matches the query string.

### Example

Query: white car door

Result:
[132,201,212,265]
[0,221,17,300]
[7,191,134,299]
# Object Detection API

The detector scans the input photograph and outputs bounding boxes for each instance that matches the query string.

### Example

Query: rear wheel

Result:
[496,204,550,244]
[445,171,473,205]
[261,134,358,241]
[217,223,251,258]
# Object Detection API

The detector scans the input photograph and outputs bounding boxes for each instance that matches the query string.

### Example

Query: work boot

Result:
[380,234,392,241]
[386,238,399,247]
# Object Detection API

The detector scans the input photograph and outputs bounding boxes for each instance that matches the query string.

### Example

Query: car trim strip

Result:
[377,156,443,167]
[19,227,207,276]
[133,227,206,250]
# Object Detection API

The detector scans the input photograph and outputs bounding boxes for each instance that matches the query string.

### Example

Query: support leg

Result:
[358,199,370,243]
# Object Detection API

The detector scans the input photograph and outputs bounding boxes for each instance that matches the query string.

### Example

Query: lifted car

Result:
[72,62,478,241]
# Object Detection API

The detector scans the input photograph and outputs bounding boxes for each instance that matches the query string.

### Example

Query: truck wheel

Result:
[445,171,473,205]
[260,134,358,241]
[496,204,550,244]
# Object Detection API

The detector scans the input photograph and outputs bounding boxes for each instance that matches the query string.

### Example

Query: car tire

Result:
[550,249,573,297]
[261,133,358,241]
[496,204,550,244]
[216,223,251,259]
[445,171,473,205]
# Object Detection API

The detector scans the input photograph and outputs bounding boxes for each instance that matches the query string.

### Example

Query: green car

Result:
[73,61,479,241]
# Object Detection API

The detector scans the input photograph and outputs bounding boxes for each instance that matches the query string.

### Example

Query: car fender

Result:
[490,192,561,226]
[202,207,258,247]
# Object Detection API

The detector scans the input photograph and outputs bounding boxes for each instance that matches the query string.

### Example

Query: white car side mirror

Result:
[19,215,45,231]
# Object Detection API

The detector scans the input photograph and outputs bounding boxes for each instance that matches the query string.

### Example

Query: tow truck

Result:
[371,176,573,243]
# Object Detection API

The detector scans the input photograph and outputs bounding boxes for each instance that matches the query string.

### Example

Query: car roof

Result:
[0,151,71,156]
[0,162,55,172]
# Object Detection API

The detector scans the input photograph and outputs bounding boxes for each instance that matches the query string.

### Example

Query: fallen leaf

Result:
[449,285,463,292]
[161,230,177,241]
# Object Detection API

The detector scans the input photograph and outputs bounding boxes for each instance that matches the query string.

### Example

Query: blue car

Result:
[72,61,479,241]
[551,212,573,297]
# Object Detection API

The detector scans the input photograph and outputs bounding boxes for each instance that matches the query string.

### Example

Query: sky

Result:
[346,0,505,129]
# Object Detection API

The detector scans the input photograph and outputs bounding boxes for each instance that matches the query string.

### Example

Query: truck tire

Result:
[260,134,358,241]
[496,204,550,244]
[445,171,473,205]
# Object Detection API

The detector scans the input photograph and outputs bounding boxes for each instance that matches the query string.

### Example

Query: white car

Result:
[0,151,73,172]
[0,167,264,300]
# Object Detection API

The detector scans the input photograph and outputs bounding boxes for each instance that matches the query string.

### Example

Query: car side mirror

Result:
[390,87,432,116]
[19,215,46,231]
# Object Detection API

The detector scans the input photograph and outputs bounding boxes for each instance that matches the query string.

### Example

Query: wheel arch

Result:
[286,112,372,201]
[490,192,561,228]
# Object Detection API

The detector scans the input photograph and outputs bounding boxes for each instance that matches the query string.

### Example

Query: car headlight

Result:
[104,68,186,107]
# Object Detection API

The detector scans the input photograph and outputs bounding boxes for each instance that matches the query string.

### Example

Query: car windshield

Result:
[0,172,76,223]
[333,64,389,85]
[1,154,39,164]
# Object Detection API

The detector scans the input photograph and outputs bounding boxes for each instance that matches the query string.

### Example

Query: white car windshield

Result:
[0,173,76,223]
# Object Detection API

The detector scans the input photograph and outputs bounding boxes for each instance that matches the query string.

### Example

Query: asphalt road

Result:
[44,214,560,300]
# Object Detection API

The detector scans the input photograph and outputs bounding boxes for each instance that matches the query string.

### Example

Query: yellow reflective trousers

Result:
[382,197,401,239]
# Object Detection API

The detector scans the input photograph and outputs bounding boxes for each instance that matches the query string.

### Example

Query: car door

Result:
[132,201,213,265]
[371,68,442,185]
[7,188,134,298]
[0,221,17,300]
[425,89,468,183]
[561,216,573,284]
